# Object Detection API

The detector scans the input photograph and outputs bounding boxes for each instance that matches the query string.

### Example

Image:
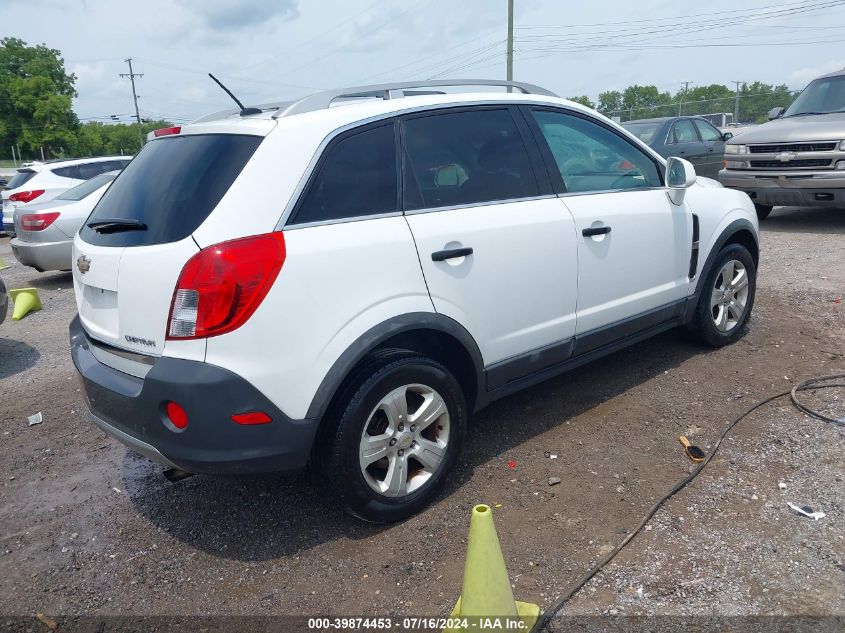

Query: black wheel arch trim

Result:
[692,218,759,298]
[305,312,486,421]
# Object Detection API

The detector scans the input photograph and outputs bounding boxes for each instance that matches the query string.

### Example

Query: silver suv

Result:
[719,68,845,219]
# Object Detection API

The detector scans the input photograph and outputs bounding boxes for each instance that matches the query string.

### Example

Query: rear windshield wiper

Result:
[87,218,148,234]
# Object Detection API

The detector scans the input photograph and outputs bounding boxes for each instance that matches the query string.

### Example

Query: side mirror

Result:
[666,156,696,206]
[768,106,785,121]
[722,131,733,141]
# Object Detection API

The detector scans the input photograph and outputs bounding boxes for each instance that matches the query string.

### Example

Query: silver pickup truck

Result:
[719,68,845,220]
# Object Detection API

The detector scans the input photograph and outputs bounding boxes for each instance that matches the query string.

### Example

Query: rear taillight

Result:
[10,190,45,203]
[21,212,60,231]
[167,232,286,340]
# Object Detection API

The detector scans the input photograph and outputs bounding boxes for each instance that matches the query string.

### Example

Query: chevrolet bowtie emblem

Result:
[77,255,91,274]
[776,151,796,163]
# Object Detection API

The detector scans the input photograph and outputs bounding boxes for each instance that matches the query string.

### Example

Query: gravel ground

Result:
[0,205,843,630]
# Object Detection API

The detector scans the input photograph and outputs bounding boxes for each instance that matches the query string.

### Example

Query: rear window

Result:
[7,169,36,190]
[622,122,661,144]
[56,172,116,201]
[79,134,262,247]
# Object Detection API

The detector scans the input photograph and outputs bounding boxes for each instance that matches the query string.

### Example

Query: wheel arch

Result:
[305,313,486,422]
[693,218,759,297]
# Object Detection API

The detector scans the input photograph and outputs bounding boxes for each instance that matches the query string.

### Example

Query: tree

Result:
[568,95,595,109]
[597,90,624,115]
[0,38,78,158]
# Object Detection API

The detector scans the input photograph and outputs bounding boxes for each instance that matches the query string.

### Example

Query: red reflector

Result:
[153,126,181,137]
[10,189,45,203]
[231,412,272,425]
[21,212,60,231]
[165,401,189,430]
[167,232,286,340]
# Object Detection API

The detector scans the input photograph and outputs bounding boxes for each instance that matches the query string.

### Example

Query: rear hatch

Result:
[73,130,264,356]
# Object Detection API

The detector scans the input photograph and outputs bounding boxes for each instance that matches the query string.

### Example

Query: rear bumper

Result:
[10,237,72,272]
[719,169,845,207]
[70,315,319,474]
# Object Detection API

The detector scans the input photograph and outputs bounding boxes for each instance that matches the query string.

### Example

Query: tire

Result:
[687,243,756,348]
[314,348,467,523]
[754,204,773,220]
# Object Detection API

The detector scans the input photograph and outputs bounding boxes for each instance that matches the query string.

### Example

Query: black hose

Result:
[531,373,845,633]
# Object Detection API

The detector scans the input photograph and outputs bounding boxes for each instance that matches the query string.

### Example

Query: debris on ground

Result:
[35,613,58,630]
[548,477,561,486]
[787,502,826,520]
[27,412,43,426]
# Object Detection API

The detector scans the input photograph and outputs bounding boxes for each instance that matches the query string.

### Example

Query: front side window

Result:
[530,109,662,193]
[292,123,397,225]
[694,119,722,142]
[402,108,539,210]
[670,120,699,144]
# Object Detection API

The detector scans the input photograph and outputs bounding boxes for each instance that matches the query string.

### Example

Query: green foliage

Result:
[596,81,798,123]
[0,37,77,157]
[568,95,595,109]
[0,38,171,161]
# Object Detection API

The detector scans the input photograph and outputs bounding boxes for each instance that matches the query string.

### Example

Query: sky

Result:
[2,0,844,124]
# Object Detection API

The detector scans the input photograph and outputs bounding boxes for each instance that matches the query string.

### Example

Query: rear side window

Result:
[402,109,538,210]
[670,120,699,144]
[52,165,80,179]
[77,161,111,180]
[79,134,262,247]
[291,123,397,225]
[56,172,116,201]
[6,170,36,189]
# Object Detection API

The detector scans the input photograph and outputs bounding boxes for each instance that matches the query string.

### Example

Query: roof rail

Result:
[273,79,558,118]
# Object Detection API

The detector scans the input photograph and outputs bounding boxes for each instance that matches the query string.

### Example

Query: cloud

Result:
[175,0,298,31]
[788,60,845,89]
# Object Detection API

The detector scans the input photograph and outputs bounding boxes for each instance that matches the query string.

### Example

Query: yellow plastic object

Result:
[444,504,540,632]
[0,256,9,270]
[10,288,42,320]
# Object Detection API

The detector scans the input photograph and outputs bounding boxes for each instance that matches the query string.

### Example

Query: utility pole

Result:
[731,80,744,123]
[120,58,144,149]
[506,0,514,91]
[678,81,693,116]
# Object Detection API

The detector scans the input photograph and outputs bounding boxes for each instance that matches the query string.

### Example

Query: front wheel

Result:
[754,204,773,220]
[687,243,756,348]
[315,349,467,523]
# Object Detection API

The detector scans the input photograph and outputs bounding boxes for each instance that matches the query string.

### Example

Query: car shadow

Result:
[0,337,41,379]
[763,206,845,235]
[26,271,73,290]
[125,327,707,561]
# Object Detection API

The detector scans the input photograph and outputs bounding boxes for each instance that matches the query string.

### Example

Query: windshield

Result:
[621,121,661,144]
[6,169,36,190]
[79,133,262,247]
[56,172,116,201]
[784,74,845,117]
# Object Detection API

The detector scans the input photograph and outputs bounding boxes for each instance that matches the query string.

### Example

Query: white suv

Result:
[69,80,759,522]
[2,156,131,236]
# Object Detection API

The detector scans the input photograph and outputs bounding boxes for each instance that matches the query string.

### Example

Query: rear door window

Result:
[670,120,699,144]
[79,133,262,247]
[402,108,539,210]
[290,122,398,225]
[693,119,722,142]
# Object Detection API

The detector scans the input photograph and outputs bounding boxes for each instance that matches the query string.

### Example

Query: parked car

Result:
[10,171,119,272]
[720,67,845,220]
[0,276,7,325]
[622,116,734,179]
[2,156,131,236]
[69,80,759,522]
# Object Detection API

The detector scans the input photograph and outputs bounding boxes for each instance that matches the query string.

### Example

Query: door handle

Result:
[432,247,473,262]
[582,226,611,237]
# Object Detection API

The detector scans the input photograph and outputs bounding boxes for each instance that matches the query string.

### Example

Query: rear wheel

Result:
[687,243,756,348]
[754,204,773,220]
[315,349,466,522]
